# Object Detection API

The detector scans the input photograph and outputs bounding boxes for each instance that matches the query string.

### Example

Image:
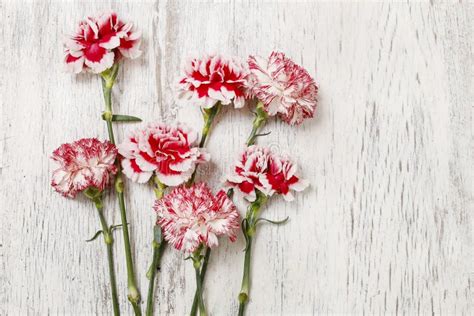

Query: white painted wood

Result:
[1,1,472,315]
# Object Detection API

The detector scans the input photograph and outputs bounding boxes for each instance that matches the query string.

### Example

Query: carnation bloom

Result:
[225,145,271,202]
[64,11,142,74]
[246,51,318,125]
[177,54,249,109]
[226,145,308,201]
[154,183,240,253]
[51,138,118,198]
[117,123,209,186]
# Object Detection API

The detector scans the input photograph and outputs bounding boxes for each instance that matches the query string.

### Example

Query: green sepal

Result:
[86,230,103,242]
[100,63,119,88]
[83,187,102,200]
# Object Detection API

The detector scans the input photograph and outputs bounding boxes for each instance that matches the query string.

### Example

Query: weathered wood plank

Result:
[1,1,472,315]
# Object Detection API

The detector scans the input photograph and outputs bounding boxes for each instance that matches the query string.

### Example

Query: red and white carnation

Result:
[246,51,318,125]
[260,154,309,201]
[51,138,118,198]
[64,11,142,74]
[225,145,272,202]
[226,145,308,202]
[154,183,240,253]
[117,123,209,186]
[177,54,249,109]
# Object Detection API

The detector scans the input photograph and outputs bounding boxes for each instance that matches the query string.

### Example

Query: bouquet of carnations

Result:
[52,11,318,316]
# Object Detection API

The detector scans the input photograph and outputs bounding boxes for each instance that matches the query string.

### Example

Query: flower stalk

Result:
[100,64,142,315]
[145,226,166,316]
[192,247,207,316]
[188,102,221,185]
[246,101,268,146]
[145,178,167,316]
[190,247,211,316]
[85,188,120,316]
[200,102,222,147]
[238,191,268,316]
[187,103,223,316]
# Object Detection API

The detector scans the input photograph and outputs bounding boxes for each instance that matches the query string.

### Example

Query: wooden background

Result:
[1,0,472,315]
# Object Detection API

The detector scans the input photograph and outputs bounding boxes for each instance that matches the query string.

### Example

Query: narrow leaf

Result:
[86,230,103,242]
[110,224,124,232]
[255,131,272,137]
[255,216,290,226]
[111,114,142,122]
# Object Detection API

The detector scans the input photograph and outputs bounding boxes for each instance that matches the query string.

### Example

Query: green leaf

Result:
[86,230,103,242]
[111,114,142,122]
[255,216,290,226]
[110,224,124,232]
[255,131,272,137]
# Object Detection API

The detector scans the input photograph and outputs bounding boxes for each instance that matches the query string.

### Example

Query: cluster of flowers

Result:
[226,145,309,202]
[177,51,318,125]
[52,11,318,316]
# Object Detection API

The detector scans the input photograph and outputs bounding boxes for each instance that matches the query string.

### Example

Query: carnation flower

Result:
[177,54,249,109]
[117,123,209,186]
[64,11,142,74]
[246,51,318,125]
[154,183,240,253]
[225,145,271,202]
[226,145,308,201]
[51,138,118,198]
[260,154,309,201]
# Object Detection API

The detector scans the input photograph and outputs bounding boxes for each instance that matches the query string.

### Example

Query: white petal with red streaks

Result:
[85,51,115,73]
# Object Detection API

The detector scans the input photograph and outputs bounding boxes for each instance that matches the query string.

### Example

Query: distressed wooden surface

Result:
[1,1,473,315]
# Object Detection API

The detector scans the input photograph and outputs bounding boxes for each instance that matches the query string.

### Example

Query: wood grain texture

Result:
[1,1,472,315]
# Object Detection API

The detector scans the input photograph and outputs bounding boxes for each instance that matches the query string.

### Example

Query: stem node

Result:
[102,111,113,122]
[115,176,124,193]
[238,292,248,304]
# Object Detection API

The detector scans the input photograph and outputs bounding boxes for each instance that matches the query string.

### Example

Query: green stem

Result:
[246,101,268,146]
[145,179,167,316]
[100,64,141,315]
[200,103,222,147]
[190,248,211,316]
[237,192,268,316]
[188,103,222,185]
[194,262,207,316]
[94,199,120,316]
[238,236,252,316]
[145,241,166,316]
[117,189,141,314]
